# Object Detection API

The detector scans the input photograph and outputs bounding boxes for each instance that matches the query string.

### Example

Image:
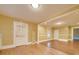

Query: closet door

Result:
[14,21,28,46]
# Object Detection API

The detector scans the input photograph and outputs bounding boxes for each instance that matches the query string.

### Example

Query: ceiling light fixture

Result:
[32,0,39,8]
[32,3,39,8]
[56,22,63,25]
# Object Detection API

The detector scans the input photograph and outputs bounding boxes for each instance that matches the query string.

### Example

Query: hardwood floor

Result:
[0,44,67,55]
[0,40,79,55]
[41,40,79,55]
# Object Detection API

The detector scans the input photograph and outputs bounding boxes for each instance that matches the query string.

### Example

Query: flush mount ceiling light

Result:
[56,22,63,25]
[32,0,39,8]
[32,3,39,8]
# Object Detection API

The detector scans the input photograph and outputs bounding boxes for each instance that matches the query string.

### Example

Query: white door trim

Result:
[37,24,40,44]
[13,21,29,46]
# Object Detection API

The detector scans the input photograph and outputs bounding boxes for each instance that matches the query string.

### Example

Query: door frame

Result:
[13,21,29,46]
[71,27,79,41]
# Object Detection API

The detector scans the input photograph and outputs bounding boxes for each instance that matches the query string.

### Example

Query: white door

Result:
[14,21,28,46]
[54,30,59,40]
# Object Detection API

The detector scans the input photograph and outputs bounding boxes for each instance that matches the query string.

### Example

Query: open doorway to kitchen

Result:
[73,28,79,41]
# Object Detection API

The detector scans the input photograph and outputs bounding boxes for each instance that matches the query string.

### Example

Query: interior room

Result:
[0,4,79,55]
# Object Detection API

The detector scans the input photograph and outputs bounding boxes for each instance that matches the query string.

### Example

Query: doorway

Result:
[73,28,79,41]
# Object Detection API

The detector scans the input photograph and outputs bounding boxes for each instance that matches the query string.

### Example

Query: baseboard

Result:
[38,39,53,43]
[27,42,37,45]
[27,42,32,45]
[58,39,69,42]
[0,45,15,50]
[0,42,37,50]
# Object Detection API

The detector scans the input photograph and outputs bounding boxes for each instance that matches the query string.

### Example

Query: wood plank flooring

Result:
[41,40,79,55]
[0,40,79,55]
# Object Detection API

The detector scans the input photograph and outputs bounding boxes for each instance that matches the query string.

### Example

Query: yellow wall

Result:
[38,25,79,42]
[52,27,71,41]
[0,15,13,46]
[52,26,79,41]
[46,28,54,40]
[0,15,37,46]
[59,27,70,39]
[38,25,53,41]
[28,23,37,42]
[38,25,47,41]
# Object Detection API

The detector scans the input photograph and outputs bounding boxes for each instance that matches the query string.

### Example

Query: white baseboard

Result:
[0,45,15,50]
[38,39,53,43]
[57,39,69,42]
[27,42,37,45]
[0,42,37,50]
[38,39,68,43]
[27,42,32,45]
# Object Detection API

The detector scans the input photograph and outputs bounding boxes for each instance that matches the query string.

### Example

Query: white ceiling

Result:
[40,9,79,28]
[0,4,78,23]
